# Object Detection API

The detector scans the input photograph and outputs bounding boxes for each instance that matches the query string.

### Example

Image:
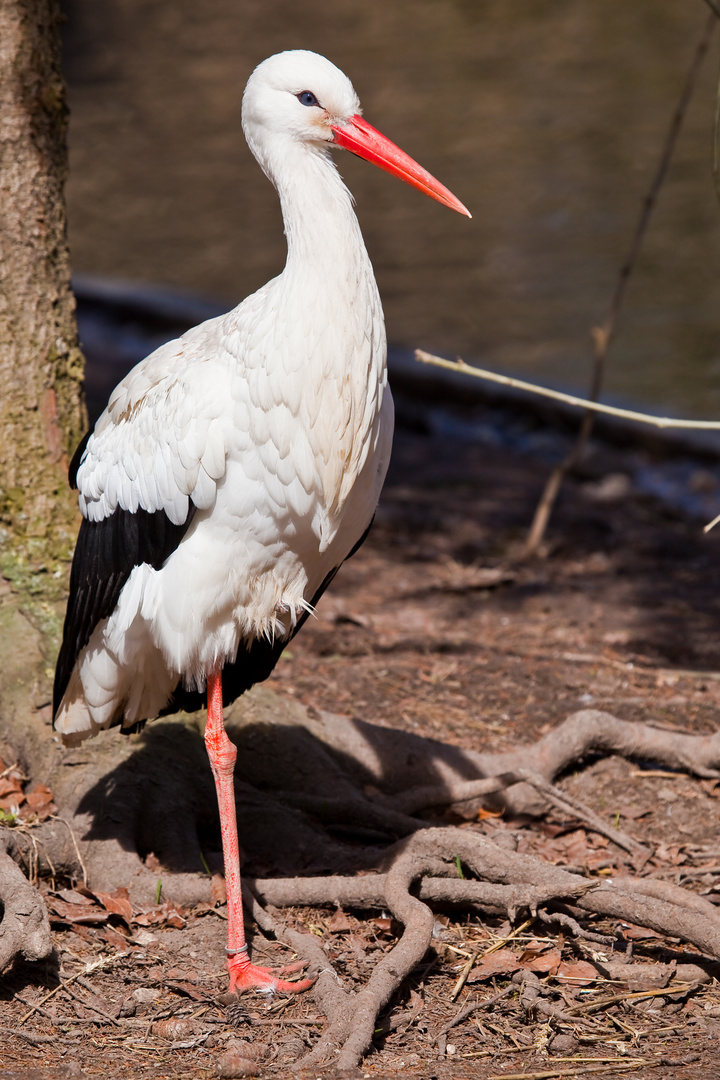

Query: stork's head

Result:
[242,50,470,217]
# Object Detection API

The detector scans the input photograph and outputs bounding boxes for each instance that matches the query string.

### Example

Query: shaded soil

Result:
[4,399,720,1077]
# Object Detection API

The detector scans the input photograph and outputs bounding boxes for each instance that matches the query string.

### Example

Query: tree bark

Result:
[0,0,85,597]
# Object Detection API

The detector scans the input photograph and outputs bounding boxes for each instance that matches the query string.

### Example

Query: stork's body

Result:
[56,150,389,734]
[54,50,469,993]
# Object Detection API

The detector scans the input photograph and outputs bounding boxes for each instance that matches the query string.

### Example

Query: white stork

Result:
[54,50,470,993]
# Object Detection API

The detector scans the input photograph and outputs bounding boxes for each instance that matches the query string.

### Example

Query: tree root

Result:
[386,765,648,859]
[5,696,720,1064]
[249,829,720,959]
[308,706,720,814]
[336,848,438,1069]
[240,883,357,1067]
[0,848,53,971]
[244,826,720,1068]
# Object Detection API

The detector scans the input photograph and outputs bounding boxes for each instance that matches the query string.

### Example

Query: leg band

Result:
[226,943,249,957]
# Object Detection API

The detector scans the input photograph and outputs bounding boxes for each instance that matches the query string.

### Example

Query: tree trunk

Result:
[0,0,86,808]
[0,0,86,603]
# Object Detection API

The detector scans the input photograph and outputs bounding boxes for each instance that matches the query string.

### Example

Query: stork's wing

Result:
[53,329,229,717]
[53,505,196,716]
[76,329,229,527]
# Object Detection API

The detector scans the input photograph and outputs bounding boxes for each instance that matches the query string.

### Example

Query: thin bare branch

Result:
[414,351,720,431]
[524,12,716,556]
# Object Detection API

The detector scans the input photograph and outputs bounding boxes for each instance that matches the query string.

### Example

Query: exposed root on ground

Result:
[4,697,720,1066]
[246,827,720,1067]
[0,848,53,971]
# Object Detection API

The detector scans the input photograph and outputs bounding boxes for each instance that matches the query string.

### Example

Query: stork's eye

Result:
[297,91,319,107]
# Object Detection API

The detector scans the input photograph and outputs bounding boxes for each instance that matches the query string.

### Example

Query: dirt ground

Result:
[4,389,720,1078]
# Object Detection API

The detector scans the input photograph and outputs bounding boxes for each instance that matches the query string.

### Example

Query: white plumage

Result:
[56,52,397,739]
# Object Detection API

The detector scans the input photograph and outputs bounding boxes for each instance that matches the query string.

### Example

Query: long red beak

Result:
[331,114,471,218]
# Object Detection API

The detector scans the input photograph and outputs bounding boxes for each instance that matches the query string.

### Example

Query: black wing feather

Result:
[53,499,196,717]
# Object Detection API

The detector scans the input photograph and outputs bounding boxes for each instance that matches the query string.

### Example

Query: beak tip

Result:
[447,197,472,219]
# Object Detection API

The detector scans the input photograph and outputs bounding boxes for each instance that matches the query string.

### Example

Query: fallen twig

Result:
[565,982,699,1016]
[0,1024,76,1046]
[18,951,130,1025]
[62,980,121,1026]
[437,983,515,1037]
[487,1064,651,1080]
[241,883,356,1072]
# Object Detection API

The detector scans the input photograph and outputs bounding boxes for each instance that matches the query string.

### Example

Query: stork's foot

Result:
[227,952,315,994]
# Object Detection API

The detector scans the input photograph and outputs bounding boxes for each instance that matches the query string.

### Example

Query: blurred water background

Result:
[62,0,720,419]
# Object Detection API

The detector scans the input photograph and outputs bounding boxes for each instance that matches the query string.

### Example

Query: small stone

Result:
[446,1044,456,1056]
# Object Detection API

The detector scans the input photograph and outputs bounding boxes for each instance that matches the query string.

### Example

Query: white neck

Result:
[233,129,390,524]
[257,136,377,301]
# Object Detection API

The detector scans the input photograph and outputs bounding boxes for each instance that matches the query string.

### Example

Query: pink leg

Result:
[205,670,313,994]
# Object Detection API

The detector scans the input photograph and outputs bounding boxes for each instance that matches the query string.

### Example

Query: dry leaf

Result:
[0,792,25,811]
[371,917,393,934]
[616,805,651,820]
[94,887,133,925]
[57,888,96,906]
[476,807,504,821]
[102,926,131,952]
[133,900,188,929]
[166,967,194,980]
[520,947,561,974]
[166,980,208,1001]
[620,923,663,941]
[467,948,521,981]
[211,873,227,906]
[563,832,591,863]
[21,783,57,821]
[555,959,598,986]
[25,784,54,808]
[48,898,108,925]
[0,778,23,798]
[653,843,686,866]
[327,908,353,933]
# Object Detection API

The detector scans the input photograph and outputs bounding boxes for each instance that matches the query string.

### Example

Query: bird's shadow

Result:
[75,693,484,882]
